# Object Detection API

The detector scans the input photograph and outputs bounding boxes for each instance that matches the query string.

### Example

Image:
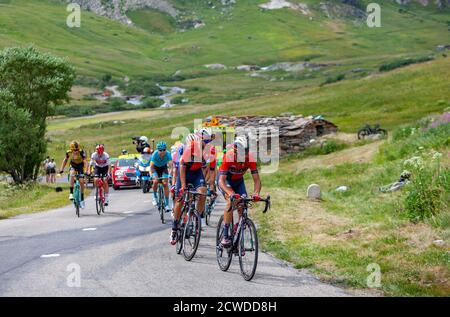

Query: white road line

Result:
[82,228,97,231]
[40,254,60,258]
[123,210,135,214]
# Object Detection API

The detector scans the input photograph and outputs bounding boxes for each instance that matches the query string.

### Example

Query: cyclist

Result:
[151,141,173,211]
[217,135,262,247]
[170,133,207,245]
[89,144,111,206]
[59,141,88,209]
[198,128,218,194]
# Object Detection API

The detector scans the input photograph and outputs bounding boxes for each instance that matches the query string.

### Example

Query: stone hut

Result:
[204,114,338,156]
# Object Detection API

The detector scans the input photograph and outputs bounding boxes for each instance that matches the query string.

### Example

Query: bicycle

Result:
[155,176,170,224]
[71,171,84,218]
[175,184,207,261]
[216,195,270,281]
[205,185,218,226]
[94,174,108,215]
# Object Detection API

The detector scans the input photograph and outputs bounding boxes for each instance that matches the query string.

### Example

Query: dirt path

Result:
[293,140,383,171]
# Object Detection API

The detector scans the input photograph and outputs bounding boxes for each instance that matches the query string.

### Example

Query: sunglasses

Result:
[158,149,166,152]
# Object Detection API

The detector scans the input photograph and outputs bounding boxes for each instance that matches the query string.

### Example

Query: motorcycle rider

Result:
[133,136,152,154]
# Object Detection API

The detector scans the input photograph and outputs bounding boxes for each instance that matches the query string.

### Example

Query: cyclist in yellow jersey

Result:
[59,141,88,209]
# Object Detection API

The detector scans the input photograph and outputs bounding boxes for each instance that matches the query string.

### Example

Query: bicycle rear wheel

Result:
[216,215,233,271]
[182,211,201,261]
[238,218,258,281]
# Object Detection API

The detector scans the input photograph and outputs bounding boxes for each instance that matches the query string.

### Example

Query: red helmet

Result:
[96,144,105,155]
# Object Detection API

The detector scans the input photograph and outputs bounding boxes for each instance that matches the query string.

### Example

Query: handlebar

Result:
[229,195,271,213]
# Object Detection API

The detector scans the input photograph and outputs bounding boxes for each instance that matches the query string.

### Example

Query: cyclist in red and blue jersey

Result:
[170,133,208,245]
[218,135,262,247]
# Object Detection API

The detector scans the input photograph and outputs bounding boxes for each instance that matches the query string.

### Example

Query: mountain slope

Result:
[1,0,449,78]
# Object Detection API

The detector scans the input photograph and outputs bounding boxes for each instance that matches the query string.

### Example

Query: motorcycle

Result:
[357,124,387,140]
[135,158,152,193]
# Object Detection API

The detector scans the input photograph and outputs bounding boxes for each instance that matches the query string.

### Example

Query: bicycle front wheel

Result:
[159,186,165,224]
[182,211,201,261]
[238,218,258,281]
[216,215,232,272]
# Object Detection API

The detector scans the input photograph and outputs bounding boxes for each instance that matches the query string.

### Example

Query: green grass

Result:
[252,120,450,296]
[127,9,176,34]
[0,182,72,219]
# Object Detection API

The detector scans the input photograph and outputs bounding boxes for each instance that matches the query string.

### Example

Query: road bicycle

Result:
[205,185,217,226]
[155,176,170,224]
[71,171,84,218]
[95,174,109,215]
[175,184,207,261]
[216,195,270,281]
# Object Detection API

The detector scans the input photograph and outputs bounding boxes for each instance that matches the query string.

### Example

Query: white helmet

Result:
[198,127,213,141]
[234,135,249,150]
[185,133,200,143]
[139,136,148,143]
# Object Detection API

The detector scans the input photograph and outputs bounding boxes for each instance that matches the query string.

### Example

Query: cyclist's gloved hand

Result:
[178,187,186,197]
[252,194,261,202]
[231,193,241,201]
[59,170,64,175]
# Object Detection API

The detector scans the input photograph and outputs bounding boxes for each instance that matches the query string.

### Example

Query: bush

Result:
[109,97,126,110]
[124,80,163,96]
[379,56,434,72]
[321,74,345,86]
[141,97,162,109]
[403,152,449,222]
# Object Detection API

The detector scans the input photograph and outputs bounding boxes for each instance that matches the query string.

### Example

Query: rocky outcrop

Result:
[62,0,178,24]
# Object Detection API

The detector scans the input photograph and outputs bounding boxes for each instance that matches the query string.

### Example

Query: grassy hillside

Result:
[1,0,448,78]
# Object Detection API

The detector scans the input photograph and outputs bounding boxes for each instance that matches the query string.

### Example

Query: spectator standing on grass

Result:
[43,156,50,183]
[47,159,57,183]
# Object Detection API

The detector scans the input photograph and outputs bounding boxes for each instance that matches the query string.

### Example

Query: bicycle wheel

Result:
[216,215,233,272]
[95,187,101,215]
[74,185,81,218]
[182,210,201,261]
[205,196,213,226]
[238,218,258,281]
[159,186,165,224]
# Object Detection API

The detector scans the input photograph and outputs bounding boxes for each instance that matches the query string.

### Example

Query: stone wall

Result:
[206,114,338,156]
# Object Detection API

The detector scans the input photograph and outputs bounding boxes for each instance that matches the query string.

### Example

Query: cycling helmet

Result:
[157,141,167,151]
[185,133,200,144]
[70,141,80,151]
[197,127,213,141]
[139,136,149,143]
[96,144,105,155]
[234,135,249,150]
[143,147,151,154]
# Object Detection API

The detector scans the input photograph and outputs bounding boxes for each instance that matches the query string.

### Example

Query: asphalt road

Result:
[0,187,353,297]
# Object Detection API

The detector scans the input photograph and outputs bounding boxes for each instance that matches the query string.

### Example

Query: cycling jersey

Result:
[180,141,205,172]
[203,144,217,170]
[218,149,258,182]
[151,151,172,167]
[66,150,87,166]
[172,144,184,169]
[89,152,110,168]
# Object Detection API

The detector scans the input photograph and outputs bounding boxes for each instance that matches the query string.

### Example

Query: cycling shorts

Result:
[219,177,247,198]
[176,168,205,194]
[70,163,85,177]
[93,166,109,178]
[153,165,170,179]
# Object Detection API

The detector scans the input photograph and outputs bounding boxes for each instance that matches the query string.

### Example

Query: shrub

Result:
[403,152,449,222]
[321,74,345,86]
[141,97,162,109]
[379,56,434,72]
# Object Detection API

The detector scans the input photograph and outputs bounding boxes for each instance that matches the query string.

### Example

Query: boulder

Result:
[307,184,321,200]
